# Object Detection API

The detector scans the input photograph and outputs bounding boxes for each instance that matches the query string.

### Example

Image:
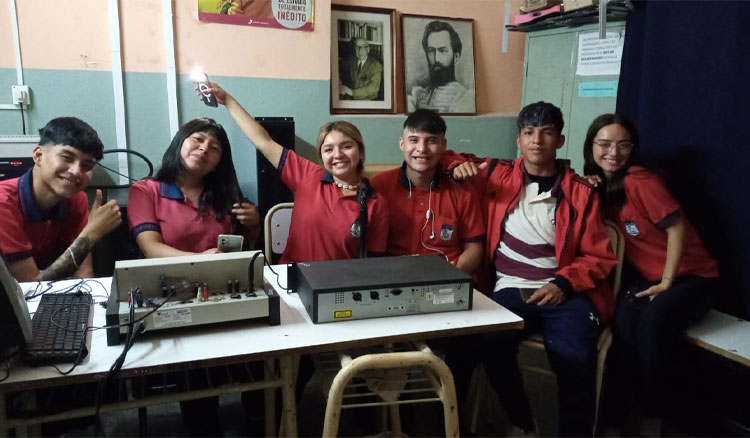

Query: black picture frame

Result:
[330,6,396,114]
[401,14,477,115]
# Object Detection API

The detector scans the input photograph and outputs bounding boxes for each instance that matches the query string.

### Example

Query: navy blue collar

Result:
[17,168,70,222]
[158,182,185,200]
[397,161,443,190]
[321,172,377,198]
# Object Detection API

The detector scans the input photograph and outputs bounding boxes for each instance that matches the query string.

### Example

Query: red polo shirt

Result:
[128,179,230,253]
[619,166,719,282]
[278,149,389,263]
[370,164,485,264]
[0,168,89,269]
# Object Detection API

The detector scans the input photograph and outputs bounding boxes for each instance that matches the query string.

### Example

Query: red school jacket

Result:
[445,151,618,323]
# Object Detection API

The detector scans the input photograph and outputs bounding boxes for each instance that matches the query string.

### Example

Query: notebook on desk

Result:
[0,253,92,366]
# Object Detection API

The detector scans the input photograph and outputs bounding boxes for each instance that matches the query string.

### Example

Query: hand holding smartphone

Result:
[193,70,218,107]
[520,288,536,302]
[218,234,244,252]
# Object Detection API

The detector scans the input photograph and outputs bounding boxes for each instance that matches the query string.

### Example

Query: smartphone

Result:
[520,288,536,302]
[195,72,218,107]
[218,234,244,253]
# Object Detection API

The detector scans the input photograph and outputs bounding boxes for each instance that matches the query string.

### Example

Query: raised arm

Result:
[204,83,283,168]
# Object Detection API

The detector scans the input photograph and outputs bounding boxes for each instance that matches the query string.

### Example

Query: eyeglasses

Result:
[594,140,634,151]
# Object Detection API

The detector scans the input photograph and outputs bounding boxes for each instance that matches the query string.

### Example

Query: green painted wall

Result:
[0,69,518,203]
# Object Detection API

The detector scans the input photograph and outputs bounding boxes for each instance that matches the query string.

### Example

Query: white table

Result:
[685,310,750,367]
[1,267,523,435]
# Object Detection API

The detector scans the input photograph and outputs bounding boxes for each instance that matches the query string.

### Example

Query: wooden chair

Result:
[470,220,625,435]
[263,202,294,264]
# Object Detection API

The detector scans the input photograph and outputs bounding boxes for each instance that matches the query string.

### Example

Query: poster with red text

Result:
[198,0,314,31]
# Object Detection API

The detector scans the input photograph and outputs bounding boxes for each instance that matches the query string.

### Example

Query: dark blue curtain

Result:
[616,1,750,319]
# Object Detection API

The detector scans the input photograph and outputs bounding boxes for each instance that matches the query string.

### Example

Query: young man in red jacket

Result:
[446,102,617,437]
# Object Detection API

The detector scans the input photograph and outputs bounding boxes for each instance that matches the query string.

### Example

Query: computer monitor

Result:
[0,254,32,361]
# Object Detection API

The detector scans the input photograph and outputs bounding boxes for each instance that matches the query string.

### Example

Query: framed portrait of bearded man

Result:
[401,15,476,115]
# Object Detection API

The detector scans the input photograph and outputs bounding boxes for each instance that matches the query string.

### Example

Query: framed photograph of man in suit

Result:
[331,6,396,114]
[401,15,477,115]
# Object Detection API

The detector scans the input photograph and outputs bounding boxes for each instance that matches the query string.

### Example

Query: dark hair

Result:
[154,118,243,222]
[422,21,462,57]
[316,121,366,173]
[38,117,104,161]
[582,113,640,217]
[517,102,564,134]
[404,109,447,136]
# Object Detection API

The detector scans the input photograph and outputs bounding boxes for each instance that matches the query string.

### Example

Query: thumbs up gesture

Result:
[82,189,122,242]
[452,161,488,181]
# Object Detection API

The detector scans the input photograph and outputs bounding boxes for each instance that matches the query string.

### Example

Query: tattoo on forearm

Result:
[40,237,92,281]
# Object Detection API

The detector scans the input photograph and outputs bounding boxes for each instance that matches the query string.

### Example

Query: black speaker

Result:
[92,206,143,277]
[256,117,295,220]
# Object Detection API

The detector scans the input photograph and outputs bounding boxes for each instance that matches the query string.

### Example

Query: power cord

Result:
[247,251,262,288]
[89,148,154,189]
[91,283,179,332]
[0,356,15,383]
[49,327,90,376]
[20,104,26,135]
[94,288,144,437]
[264,257,287,292]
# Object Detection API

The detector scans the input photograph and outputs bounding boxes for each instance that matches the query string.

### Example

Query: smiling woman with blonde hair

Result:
[203,81,389,262]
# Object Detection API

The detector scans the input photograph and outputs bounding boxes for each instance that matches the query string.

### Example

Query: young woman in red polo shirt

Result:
[202,82,389,263]
[127,118,261,436]
[128,118,260,257]
[583,113,719,436]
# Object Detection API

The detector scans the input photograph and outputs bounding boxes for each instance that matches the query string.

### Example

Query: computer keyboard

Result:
[23,293,92,366]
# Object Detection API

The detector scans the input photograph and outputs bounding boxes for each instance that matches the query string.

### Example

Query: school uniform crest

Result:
[624,221,640,236]
[440,224,455,241]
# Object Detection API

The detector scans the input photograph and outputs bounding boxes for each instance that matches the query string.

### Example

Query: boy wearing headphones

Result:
[370,109,484,275]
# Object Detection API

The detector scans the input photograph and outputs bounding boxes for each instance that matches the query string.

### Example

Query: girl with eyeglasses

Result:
[200,81,389,263]
[583,113,719,436]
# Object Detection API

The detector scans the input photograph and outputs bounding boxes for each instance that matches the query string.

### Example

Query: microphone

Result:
[357,187,368,258]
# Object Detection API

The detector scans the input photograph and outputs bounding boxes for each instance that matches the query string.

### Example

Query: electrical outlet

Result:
[11,85,30,106]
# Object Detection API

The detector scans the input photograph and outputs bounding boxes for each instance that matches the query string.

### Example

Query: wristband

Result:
[67,247,80,269]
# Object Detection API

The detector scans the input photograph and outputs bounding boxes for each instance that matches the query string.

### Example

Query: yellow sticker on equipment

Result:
[334,310,352,319]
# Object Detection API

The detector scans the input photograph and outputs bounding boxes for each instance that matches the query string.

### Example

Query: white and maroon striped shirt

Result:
[494,179,558,292]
